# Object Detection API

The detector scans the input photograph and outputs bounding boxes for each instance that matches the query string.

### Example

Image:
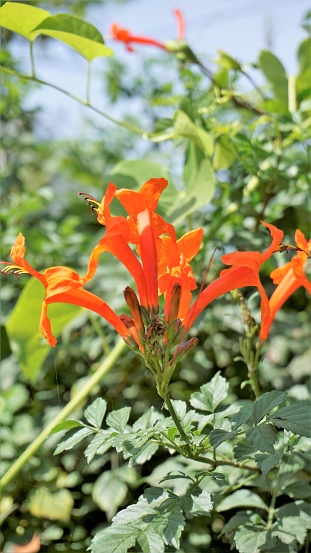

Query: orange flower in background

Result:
[158,228,204,320]
[182,222,284,332]
[1,233,131,347]
[260,229,311,340]
[110,9,185,52]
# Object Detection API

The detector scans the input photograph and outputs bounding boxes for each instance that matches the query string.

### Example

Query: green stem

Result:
[164,393,191,453]
[0,66,146,137]
[0,339,126,492]
[29,42,36,77]
[194,455,259,472]
[266,487,277,529]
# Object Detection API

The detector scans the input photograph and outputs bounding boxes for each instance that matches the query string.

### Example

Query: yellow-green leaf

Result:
[28,487,74,523]
[173,110,214,157]
[32,14,114,60]
[6,277,82,381]
[0,1,50,40]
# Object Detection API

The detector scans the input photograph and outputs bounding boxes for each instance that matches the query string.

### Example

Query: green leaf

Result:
[210,429,238,448]
[259,50,288,106]
[6,277,82,381]
[274,501,311,546]
[190,371,229,413]
[84,431,114,464]
[162,506,185,549]
[91,525,137,553]
[270,404,311,437]
[173,110,214,157]
[106,406,131,433]
[252,391,288,424]
[28,487,74,523]
[182,488,213,517]
[129,441,159,466]
[220,511,254,536]
[213,135,236,170]
[234,525,269,553]
[217,490,268,512]
[217,49,242,71]
[49,419,84,435]
[254,451,282,476]
[84,398,107,428]
[92,470,129,520]
[167,157,215,225]
[233,440,256,461]
[32,14,113,60]
[0,1,50,40]
[136,531,165,553]
[246,424,277,454]
[54,427,94,455]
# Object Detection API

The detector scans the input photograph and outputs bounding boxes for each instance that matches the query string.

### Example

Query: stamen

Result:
[275,244,310,258]
[0,262,28,279]
[78,192,102,216]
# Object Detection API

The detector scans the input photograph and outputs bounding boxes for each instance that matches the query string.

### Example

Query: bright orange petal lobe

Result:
[110,23,167,51]
[260,229,310,340]
[116,178,168,218]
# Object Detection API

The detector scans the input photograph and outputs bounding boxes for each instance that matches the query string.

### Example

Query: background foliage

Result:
[0,1,310,552]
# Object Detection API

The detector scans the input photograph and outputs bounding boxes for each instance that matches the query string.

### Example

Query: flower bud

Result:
[123,286,144,334]
[172,337,199,363]
[167,282,182,323]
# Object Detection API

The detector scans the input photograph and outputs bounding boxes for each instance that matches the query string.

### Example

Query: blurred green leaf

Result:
[259,50,288,106]
[54,427,94,454]
[173,110,214,157]
[32,14,114,60]
[0,2,50,40]
[6,278,82,381]
[217,490,268,512]
[28,487,74,523]
[92,469,130,520]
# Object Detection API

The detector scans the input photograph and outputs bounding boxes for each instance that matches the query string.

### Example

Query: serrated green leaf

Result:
[32,14,113,60]
[190,371,229,413]
[0,2,50,40]
[136,531,165,553]
[54,427,94,455]
[92,470,129,520]
[6,277,81,381]
[91,525,137,553]
[273,502,311,546]
[233,440,257,461]
[84,431,114,464]
[234,525,269,553]
[254,451,282,476]
[129,442,159,466]
[84,398,107,428]
[259,50,288,106]
[270,404,311,437]
[187,489,213,517]
[210,429,238,448]
[133,407,162,431]
[220,511,254,536]
[246,423,277,454]
[106,406,131,433]
[253,391,288,424]
[217,490,268,512]
[231,401,253,430]
[50,419,84,435]
[173,110,213,157]
[162,506,185,549]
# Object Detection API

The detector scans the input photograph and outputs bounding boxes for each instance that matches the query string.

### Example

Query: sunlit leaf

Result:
[28,487,74,523]
[32,14,113,60]
[270,404,311,437]
[0,1,50,40]
[259,50,288,106]
[252,390,287,424]
[84,398,107,428]
[173,110,214,157]
[190,371,229,413]
[6,278,82,381]
[217,489,268,512]
[50,419,84,435]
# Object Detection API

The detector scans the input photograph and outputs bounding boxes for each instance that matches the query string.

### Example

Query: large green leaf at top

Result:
[32,14,113,60]
[6,277,82,381]
[259,50,288,107]
[0,2,50,40]
[296,38,311,99]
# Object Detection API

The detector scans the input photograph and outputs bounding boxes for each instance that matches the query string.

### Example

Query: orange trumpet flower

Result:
[183,222,284,332]
[1,233,132,347]
[110,9,185,52]
[260,229,311,340]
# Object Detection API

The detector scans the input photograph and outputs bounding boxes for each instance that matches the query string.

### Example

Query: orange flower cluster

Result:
[1,179,310,359]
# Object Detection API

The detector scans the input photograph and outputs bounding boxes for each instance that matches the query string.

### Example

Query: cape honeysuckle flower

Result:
[158,228,204,320]
[182,222,284,333]
[0,233,132,347]
[260,229,311,340]
[110,9,185,52]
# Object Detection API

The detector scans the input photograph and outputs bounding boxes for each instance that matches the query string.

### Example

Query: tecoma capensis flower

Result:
[1,233,132,347]
[110,9,185,52]
[182,222,284,333]
[260,229,311,340]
